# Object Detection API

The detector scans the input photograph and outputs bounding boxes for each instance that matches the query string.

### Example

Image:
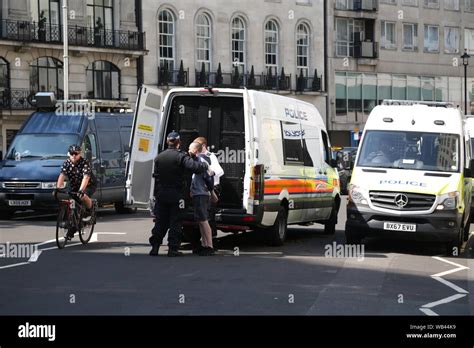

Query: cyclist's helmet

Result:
[68,144,82,155]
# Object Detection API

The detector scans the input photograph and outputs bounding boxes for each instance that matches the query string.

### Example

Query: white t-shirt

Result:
[206,151,224,185]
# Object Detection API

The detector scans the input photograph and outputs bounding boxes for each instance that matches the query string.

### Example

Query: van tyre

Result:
[345,226,363,245]
[266,206,288,246]
[446,225,463,257]
[323,205,338,235]
[115,201,137,214]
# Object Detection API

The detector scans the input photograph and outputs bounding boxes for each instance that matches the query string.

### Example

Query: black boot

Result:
[168,249,184,257]
[149,245,159,256]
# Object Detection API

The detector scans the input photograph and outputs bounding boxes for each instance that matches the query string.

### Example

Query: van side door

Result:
[82,132,102,202]
[319,130,338,214]
[125,86,164,206]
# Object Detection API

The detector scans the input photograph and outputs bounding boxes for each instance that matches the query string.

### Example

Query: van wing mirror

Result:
[464,167,472,178]
[84,150,92,162]
[330,158,337,168]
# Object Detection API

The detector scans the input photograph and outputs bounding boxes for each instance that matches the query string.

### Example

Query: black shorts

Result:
[193,195,210,222]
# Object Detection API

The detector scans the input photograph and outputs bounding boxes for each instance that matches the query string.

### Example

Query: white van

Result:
[125,86,341,245]
[346,100,473,255]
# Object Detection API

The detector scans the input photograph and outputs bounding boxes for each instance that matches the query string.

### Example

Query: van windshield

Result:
[6,134,79,160]
[357,130,460,172]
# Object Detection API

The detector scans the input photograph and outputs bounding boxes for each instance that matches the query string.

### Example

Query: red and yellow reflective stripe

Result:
[264,178,337,195]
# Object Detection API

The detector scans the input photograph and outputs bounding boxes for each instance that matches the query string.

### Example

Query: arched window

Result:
[158,9,176,70]
[264,20,279,74]
[196,12,212,72]
[30,57,63,97]
[86,61,120,99]
[296,22,310,76]
[0,58,10,107]
[231,16,246,75]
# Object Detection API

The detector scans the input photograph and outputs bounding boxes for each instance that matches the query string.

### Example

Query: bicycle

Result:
[54,189,97,249]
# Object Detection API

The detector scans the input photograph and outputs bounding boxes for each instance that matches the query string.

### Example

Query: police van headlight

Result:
[348,184,368,205]
[437,191,459,210]
[41,182,57,189]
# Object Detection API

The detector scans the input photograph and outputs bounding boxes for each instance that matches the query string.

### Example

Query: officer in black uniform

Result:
[149,131,210,257]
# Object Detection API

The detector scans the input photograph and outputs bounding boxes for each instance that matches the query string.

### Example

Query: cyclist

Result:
[54,144,97,219]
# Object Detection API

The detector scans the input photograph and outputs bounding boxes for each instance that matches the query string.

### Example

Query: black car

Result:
[0,106,134,219]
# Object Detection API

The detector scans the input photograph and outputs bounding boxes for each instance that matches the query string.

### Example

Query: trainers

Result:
[82,208,92,222]
[199,247,215,256]
[168,250,184,257]
[149,245,159,256]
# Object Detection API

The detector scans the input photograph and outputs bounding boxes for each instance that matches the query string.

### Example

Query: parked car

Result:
[0,97,134,219]
[332,146,358,195]
[126,86,341,245]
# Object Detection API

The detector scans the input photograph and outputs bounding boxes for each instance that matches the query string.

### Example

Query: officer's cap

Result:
[167,131,180,141]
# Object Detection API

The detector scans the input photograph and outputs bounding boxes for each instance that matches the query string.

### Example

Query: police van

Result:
[346,100,473,255]
[465,115,474,211]
[126,86,341,245]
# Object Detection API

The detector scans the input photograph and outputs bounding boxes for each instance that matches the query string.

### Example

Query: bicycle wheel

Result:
[56,205,69,249]
[79,207,96,244]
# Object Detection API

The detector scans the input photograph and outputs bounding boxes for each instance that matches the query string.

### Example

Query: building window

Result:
[381,21,396,49]
[30,57,63,96]
[424,25,439,52]
[335,0,351,9]
[231,16,246,75]
[87,0,114,46]
[444,0,460,10]
[296,22,310,77]
[402,0,419,6]
[466,0,474,11]
[466,28,474,54]
[86,61,120,99]
[0,58,9,107]
[381,0,397,4]
[335,18,365,57]
[158,9,175,70]
[444,27,459,53]
[196,12,212,72]
[296,0,311,4]
[403,23,418,50]
[424,0,440,7]
[264,19,279,74]
[31,0,61,41]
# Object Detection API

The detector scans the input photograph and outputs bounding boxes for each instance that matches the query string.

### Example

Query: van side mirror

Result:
[330,159,337,168]
[84,150,92,162]
[464,167,472,178]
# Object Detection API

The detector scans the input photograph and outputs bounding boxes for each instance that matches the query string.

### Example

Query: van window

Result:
[98,132,122,165]
[303,126,322,168]
[22,113,83,133]
[358,130,460,172]
[281,121,304,165]
[321,130,331,165]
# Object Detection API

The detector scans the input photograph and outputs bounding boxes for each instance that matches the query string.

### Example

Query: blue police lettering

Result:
[284,108,308,121]
[379,179,427,187]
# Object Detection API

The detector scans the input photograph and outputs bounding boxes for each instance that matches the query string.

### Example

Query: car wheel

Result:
[446,226,463,257]
[323,205,338,235]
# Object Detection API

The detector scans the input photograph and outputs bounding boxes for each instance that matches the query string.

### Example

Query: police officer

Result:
[149,131,211,257]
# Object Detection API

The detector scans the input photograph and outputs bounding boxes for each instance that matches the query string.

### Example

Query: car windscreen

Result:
[6,134,79,160]
[357,130,460,173]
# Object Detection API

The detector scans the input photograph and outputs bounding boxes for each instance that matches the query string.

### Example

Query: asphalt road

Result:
[0,199,473,315]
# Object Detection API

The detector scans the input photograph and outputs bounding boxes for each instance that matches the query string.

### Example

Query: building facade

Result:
[0,0,146,154]
[327,0,474,146]
[141,0,327,126]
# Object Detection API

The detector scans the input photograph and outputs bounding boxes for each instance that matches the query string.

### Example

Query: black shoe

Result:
[168,250,184,257]
[192,246,205,255]
[199,247,215,256]
[149,245,159,256]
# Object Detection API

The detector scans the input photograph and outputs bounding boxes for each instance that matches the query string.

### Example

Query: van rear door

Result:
[125,86,164,206]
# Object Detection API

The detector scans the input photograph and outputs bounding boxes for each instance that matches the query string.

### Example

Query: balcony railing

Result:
[0,19,145,50]
[0,89,35,109]
[295,75,323,92]
[336,0,378,11]
[354,41,378,58]
[158,67,189,87]
[194,69,292,91]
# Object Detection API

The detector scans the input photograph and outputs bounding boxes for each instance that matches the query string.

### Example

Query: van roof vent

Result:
[383,117,393,122]
[434,120,445,125]
[382,99,455,108]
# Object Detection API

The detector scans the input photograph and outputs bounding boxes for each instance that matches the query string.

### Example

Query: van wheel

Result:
[446,226,463,257]
[115,202,137,214]
[463,214,471,242]
[0,211,14,220]
[345,226,363,245]
[323,206,338,235]
[265,207,288,246]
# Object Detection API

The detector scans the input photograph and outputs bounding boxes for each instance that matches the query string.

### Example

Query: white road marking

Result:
[28,250,42,262]
[0,262,30,270]
[420,256,469,316]
[95,232,127,235]
[421,293,467,309]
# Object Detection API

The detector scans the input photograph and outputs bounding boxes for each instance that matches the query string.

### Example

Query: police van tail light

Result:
[250,164,265,201]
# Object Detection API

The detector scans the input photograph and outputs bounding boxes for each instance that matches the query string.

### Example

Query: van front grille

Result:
[2,182,41,189]
[369,191,435,211]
